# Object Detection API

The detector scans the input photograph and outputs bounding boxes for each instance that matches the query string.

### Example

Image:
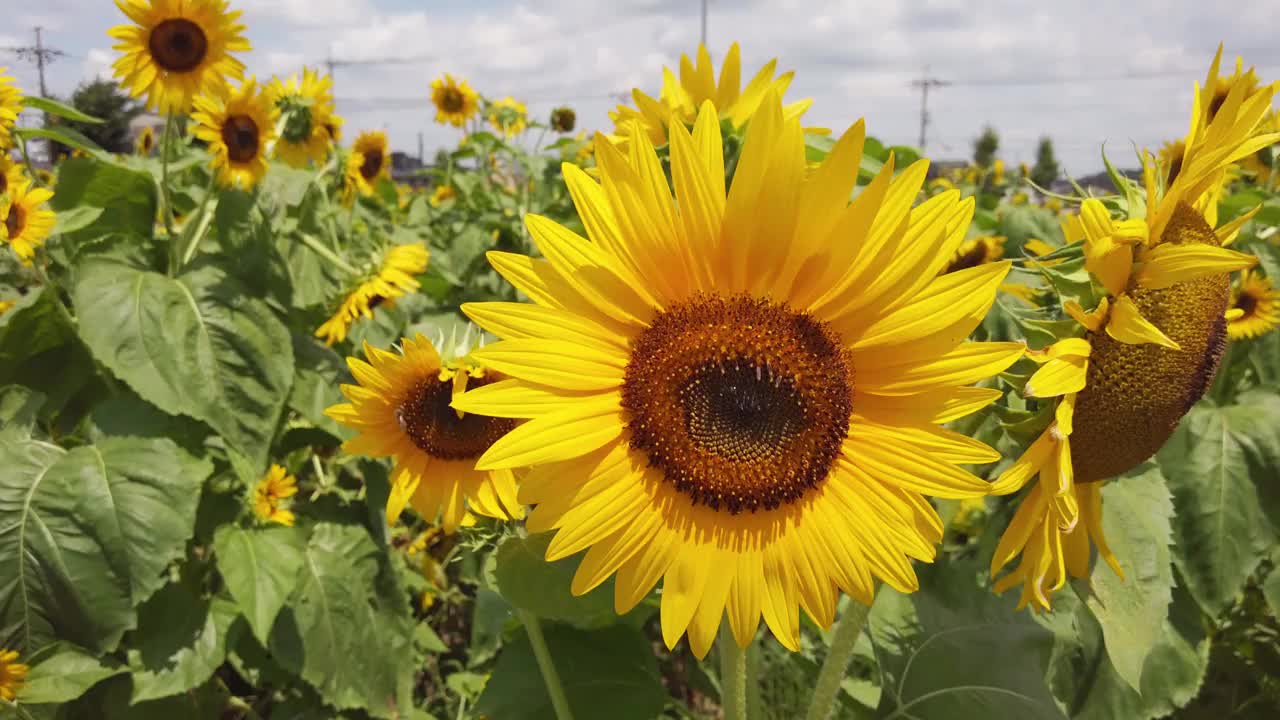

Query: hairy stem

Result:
[805,600,873,720]
[719,624,748,720]
[517,609,575,720]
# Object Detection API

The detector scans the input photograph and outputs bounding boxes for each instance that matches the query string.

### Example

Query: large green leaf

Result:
[493,533,619,630]
[871,559,1066,720]
[288,333,352,439]
[0,287,75,380]
[269,523,413,718]
[71,257,295,469]
[51,157,156,242]
[999,205,1064,254]
[1078,466,1174,691]
[19,644,126,704]
[23,96,102,124]
[474,623,666,720]
[1156,390,1280,616]
[209,189,293,310]
[128,585,242,702]
[0,436,211,653]
[0,384,44,440]
[213,524,307,645]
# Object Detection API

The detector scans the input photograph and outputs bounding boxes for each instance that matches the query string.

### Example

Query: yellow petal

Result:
[1105,295,1180,349]
[1134,242,1258,290]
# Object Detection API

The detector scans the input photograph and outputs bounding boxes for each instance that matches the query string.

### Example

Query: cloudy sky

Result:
[5,0,1280,175]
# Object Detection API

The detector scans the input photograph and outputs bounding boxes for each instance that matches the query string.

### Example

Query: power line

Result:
[3,27,68,99]
[910,66,949,150]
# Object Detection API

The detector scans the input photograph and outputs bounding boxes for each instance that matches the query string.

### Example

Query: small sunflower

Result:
[944,235,1005,274]
[430,184,456,207]
[341,149,370,205]
[325,334,524,531]
[135,125,156,155]
[353,130,390,187]
[487,97,527,138]
[0,299,14,316]
[456,95,1023,657]
[109,0,250,114]
[191,76,278,189]
[1045,197,1064,213]
[2,180,56,265]
[1227,270,1280,340]
[0,153,24,196]
[1157,139,1186,188]
[268,67,338,168]
[430,73,479,128]
[0,648,27,702]
[315,243,429,346]
[320,113,344,145]
[550,106,576,133]
[0,68,23,149]
[253,464,298,526]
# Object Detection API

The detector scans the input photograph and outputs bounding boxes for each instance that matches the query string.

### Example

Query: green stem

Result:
[160,114,180,274]
[719,624,748,720]
[178,174,219,268]
[805,600,873,720]
[2,698,39,720]
[516,609,575,720]
[298,232,360,276]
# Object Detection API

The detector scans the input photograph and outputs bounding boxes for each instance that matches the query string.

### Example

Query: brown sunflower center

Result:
[439,88,465,113]
[1070,202,1228,482]
[360,150,383,181]
[622,294,853,514]
[141,132,154,153]
[396,375,515,461]
[221,115,260,163]
[1166,152,1184,188]
[5,203,24,240]
[0,171,8,195]
[148,18,209,73]
[1234,290,1259,318]
[945,241,993,274]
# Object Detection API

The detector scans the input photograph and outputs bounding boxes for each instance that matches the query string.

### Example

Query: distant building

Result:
[927,159,969,179]
[390,151,427,186]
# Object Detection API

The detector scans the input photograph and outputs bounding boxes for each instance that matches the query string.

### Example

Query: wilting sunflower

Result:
[353,130,390,187]
[1227,269,1280,340]
[269,67,338,168]
[0,68,23,149]
[2,180,55,265]
[315,243,429,346]
[430,73,479,128]
[0,648,27,702]
[550,106,576,133]
[989,49,1278,611]
[430,184,456,207]
[192,76,278,189]
[109,0,250,114]
[253,464,297,526]
[610,43,811,149]
[325,333,524,531]
[487,97,528,138]
[135,125,156,155]
[454,95,1023,657]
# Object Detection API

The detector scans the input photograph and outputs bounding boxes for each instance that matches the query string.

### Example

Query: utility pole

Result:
[910,66,949,151]
[7,26,66,100]
[700,0,708,46]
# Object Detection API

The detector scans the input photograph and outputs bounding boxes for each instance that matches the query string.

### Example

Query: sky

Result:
[4,0,1280,175]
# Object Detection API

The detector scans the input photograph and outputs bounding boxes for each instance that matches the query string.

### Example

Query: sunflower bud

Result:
[550,106,576,133]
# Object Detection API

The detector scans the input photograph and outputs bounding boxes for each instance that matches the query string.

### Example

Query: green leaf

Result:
[0,287,75,380]
[89,386,211,455]
[998,205,1064,254]
[474,623,666,720]
[208,189,293,310]
[269,523,413,718]
[19,644,126,704]
[71,257,295,469]
[0,384,45,440]
[213,524,307,646]
[15,126,106,157]
[870,558,1066,720]
[1077,465,1174,692]
[494,533,620,629]
[129,585,241,702]
[1155,390,1280,615]
[0,436,211,653]
[288,333,352,439]
[23,96,103,123]
[51,157,157,242]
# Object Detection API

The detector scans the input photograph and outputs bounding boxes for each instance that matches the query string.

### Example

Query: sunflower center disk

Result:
[360,151,383,181]
[440,89,465,113]
[221,115,260,163]
[148,18,209,73]
[5,204,24,239]
[396,376,515,461]
[1235,291,1258,317]
[622,294,853,514]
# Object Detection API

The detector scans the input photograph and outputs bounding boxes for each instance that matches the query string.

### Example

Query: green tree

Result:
[973,126,1000,168]
[1031,136,1060,187]
[50,78,144,156]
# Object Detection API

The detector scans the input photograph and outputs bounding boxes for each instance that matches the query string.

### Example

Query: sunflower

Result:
[135,125,156,155]
[109,0,250,115]
[269,67,338,168]
[550,106,576,133]
[1240,111,1278,187]
[2,180,55,265]
[1200,50,1262,130]
[0,648,27,702]
[315,243,429,346]
[0,153,24,196]
[1227,270,1280,340]
[253,464,297,526]
[0,68,23,149]
[1045,197,1064,213]
[487,97,528,138]
[944,235,1005,274]
[989,49,1278,611]
[341,150,370,205]
[609,43,811,148]
[353,130,390,187]
[454,95,1022,657]
[192,76,278,189]
[430,73,479,128]
[1157,139,1186,187]
[430,184,456,207]
[325,334,525,531]
[0,299,14,316]
[320,113,344,145]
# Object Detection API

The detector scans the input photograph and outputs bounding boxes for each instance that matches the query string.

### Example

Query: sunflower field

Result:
[3,3,1280,720]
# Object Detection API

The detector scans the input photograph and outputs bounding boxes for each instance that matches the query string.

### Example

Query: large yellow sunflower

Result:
[269,67,338,168]
[454,94,1023,658]
[1227,269,1280,340]
[2,180,56,265]
[352,130,390,187]
[0,67,23,150]
[609,43,811,148]
[325,334,524,531]
[989,49,1278,611]
[0,648,27,702]
[430,73,479,128]
[487,97,528,138]
[109,0,250,115]
[192,77,278,189]
[315,243,429,346]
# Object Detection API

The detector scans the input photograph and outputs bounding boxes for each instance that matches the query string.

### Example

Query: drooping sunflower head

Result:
[2,180,56,265]
[0,648,28,702]
[315,243,429,346]
[325,333,524,531]
[487,97,528,138]
[455,94,1023,657]
[268,67,337,168]
[135,125,156,155]
[253,464,298,526]
[549,106,576,133]
[0,68,23,149]
[430,73,479,128]
[109,0,250,114]
[1227,269,1280,340]
[944,235,1005,274]
[353,130,391,185]
[192,76,278,189]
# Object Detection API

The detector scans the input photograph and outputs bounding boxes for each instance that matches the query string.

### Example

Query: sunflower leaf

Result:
[213,524,307,647]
